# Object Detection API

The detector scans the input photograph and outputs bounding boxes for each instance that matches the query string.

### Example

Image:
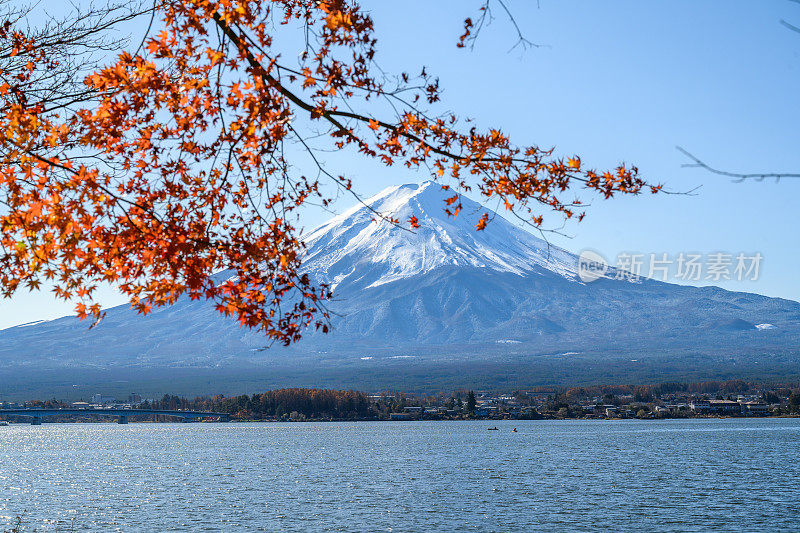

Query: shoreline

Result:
[3,414,799,425]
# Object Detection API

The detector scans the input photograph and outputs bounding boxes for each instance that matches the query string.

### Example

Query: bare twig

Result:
[495,0,540,52]
[677,146,800,183]
[780,18,800,34]
[462,0,544,52]
[782,0,800,33]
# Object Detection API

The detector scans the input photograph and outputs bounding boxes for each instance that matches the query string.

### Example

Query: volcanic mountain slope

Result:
[1,181,799,372]
[285,181,800,354]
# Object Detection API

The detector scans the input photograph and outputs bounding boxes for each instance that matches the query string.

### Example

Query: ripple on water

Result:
[0,419,799,531]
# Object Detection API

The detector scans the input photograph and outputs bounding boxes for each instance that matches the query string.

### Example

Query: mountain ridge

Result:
[301,180,580,291]
[1,181,799,395]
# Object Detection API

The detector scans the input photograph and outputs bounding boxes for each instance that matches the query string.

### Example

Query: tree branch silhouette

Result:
[677,146,800,183]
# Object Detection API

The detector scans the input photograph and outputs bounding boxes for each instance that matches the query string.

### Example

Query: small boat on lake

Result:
[488,426,499,431]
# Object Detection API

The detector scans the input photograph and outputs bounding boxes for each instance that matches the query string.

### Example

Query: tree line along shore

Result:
[3,380,800,422]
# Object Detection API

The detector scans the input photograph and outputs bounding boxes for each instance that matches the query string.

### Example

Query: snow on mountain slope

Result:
[1,180,800,373]
[301,181,579,291]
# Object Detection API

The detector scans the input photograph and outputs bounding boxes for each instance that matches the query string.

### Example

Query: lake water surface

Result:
[1,418,799,531]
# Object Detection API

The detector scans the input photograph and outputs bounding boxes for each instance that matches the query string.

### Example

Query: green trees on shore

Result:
[185,389,376,420]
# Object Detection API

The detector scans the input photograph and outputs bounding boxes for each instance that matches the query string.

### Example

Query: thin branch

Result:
[214,12,566,177]
[462,0,543,52]
[780,19,800,34]
[782,0,800,34]
[677,146,800,183]
[495,0,540,52]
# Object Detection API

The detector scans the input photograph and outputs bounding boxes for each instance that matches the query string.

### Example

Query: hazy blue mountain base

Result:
[1,182,798,399]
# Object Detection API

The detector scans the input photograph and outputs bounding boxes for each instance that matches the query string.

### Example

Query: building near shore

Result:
[709,400,741,414]
[740,401,769,415]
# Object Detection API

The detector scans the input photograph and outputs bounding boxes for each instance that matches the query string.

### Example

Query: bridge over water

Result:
[0,408,230,425]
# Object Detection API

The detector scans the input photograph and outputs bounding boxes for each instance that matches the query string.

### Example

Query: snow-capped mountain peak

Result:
[2,179,800,389]
[301,181,579,290]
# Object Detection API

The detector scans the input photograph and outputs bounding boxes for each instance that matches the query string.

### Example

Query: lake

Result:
[1,418,799,531]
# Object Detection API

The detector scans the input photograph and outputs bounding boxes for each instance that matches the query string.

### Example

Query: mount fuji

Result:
[1,181,799,396]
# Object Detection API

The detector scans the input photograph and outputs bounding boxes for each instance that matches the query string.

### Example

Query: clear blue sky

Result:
[1,0,799,329]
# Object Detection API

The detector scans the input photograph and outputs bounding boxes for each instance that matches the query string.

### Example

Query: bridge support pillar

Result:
[117,415,128,424]
[31,416,42,425]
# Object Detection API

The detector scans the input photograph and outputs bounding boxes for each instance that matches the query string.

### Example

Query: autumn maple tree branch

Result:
[0,0,663,345]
